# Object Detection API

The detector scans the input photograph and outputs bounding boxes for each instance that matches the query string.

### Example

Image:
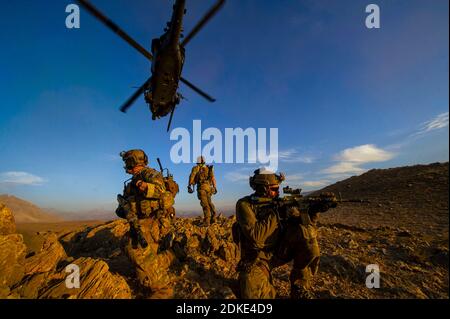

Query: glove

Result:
[187,185,194,194]
[285,207,301,219]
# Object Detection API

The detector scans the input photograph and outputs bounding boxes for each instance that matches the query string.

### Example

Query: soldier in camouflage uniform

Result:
[188,156,218,226]
[116,149,176,298]
[235,169,321,299]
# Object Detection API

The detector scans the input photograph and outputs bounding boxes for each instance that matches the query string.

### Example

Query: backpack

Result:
[164,175,179,197]
[195,165,210,184]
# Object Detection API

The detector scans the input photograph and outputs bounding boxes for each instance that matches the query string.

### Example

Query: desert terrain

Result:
[0,162,448,299]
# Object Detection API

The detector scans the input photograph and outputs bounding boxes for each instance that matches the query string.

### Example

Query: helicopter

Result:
[77,0,225,131]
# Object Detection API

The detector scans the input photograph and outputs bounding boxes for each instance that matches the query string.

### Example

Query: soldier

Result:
[188,156,218,226]
[115,149,176,298]
[234,168,323,299]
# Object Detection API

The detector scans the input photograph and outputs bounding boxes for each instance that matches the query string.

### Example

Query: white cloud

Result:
[321,162,365,175]
[278,149,315,163]
[386,112,449,151]
[0,171,46,186]
[302,180,330,188]
[224,171,249,183]
[413,112,449,137]
[322,144,394,175]
[285,173,303,184]
[334,144,394,163]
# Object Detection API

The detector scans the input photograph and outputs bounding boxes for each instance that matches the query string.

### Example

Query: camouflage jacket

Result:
[188,164,215,192]
[122,167,171,218]
[235,195,280,264]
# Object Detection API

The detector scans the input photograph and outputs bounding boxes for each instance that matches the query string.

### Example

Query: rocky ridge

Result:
[0,162,448,299]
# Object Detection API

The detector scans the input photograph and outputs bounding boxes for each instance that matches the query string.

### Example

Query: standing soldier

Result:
[234,168,329,299]
[188,156,217,226]
[115,149,176,298]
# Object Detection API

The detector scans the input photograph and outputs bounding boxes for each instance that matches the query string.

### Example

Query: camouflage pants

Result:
[239,260,276,299]
[125,217,176,298]
[239,223,320,299]
[197,190,216,225]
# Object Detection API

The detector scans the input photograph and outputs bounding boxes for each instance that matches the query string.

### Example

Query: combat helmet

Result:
[196,155,206,164]
[120,149,148,170]
[249,168,285,191]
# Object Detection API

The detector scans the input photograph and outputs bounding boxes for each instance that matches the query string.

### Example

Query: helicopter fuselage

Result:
[146,0,186,119]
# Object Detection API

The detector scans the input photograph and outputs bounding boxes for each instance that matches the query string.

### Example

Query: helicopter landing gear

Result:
[173,93,182,105]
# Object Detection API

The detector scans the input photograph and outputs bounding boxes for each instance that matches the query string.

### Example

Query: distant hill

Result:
[315,162,448,211]
[313,162,449,236]
[56,209,115,221]
[0,195,63,223]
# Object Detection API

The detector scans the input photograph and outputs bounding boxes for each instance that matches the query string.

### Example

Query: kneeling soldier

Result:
[235,169,324,299]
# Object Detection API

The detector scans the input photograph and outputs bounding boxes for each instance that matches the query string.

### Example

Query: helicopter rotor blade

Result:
[78,0,217,104]
[180,77,216,102]
[181,0,226,47]
[77,0,153,61]
[167,106,176,132]
[119,77,152,113]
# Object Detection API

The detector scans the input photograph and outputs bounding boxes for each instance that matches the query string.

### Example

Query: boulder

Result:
[23,233,67,275]
[36,257,132,299]
[0,234,27,288]
[0,203,16,235]
[60,219,129,258]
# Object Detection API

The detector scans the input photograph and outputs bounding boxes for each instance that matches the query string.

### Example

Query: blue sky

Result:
[0,0,448,215]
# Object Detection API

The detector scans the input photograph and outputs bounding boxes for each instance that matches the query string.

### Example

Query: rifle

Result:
[157,157,176,181]
[157,157,164,174]
[274,186,370,222]
[116,194,148,248]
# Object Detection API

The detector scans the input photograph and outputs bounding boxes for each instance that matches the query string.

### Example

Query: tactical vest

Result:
[191,164,214,192]
[195,165,211,184]
[123,167,172,218]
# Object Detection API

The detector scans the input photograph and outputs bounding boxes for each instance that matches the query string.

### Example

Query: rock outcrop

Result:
[0,202,132,299]
[23,233,67,275]
[0,203,16,235]
[0,233,27,297]
[0,162,448,299]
